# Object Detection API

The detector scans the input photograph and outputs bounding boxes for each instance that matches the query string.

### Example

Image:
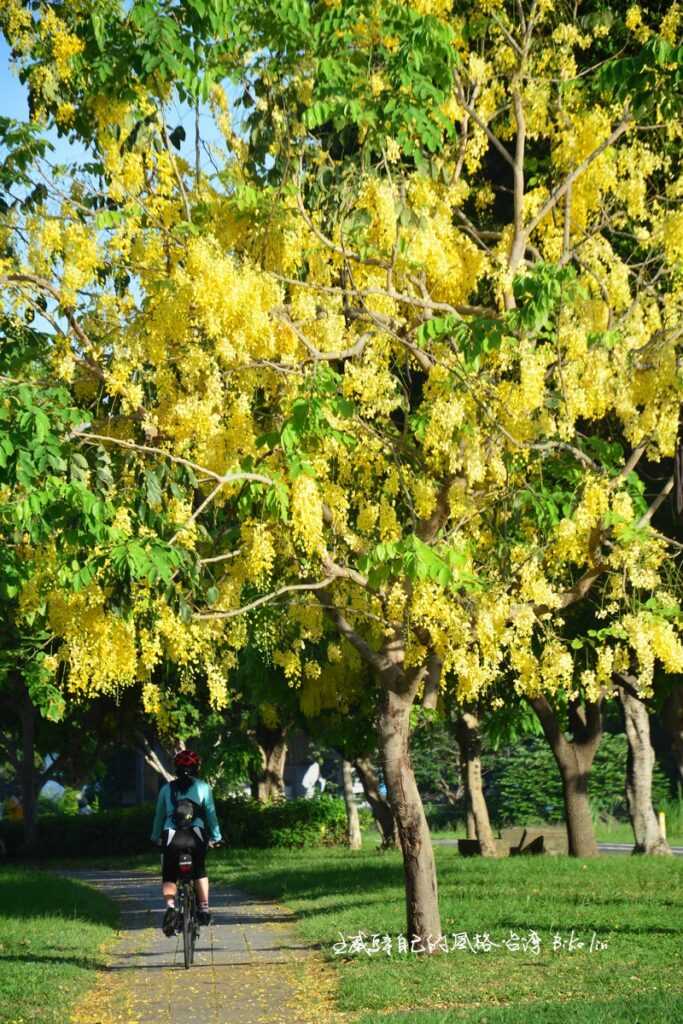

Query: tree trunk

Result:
[422,653,442,710]
[528,694,601,857]
[379,685,442,944]
[251,725,287,802]
[19,690,38,852]
[317,595,442,945]
[562,755,598,856]
[455,711,497,856]
[136,734,174,782]
[354,756,398,849]
[465,798,476,840]
[618,683,671,855]
[341,759,362,850]
[661,684,683,787]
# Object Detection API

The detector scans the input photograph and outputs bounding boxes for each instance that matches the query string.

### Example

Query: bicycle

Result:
[176,851,200,969]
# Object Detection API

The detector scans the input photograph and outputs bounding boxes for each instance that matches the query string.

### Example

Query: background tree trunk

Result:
[250,724,287,802]
[354,756,398,849]
[455,711,496,856]
[661,684,683,788]
[379,683,442,944]
[19,688,38,852]
[617,680,671,855]
[341,759,362,850]
[527,694,602,857]
[135,734,174,782]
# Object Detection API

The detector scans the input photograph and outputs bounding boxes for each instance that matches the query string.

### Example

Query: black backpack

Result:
[170,780,204,831]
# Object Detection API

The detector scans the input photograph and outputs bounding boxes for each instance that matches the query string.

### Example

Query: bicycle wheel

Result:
[182,885,192,969]
[189,889,197,965]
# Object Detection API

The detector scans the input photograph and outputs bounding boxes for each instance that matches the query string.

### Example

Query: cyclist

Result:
[151,750,222,937]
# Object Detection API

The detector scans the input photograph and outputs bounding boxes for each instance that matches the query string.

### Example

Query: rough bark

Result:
[527,694,602,857]
[250,724,287,802]
[19,690,38,852]
[317,593,442,944]
[421,653,442,710]
[342,759,362,850]
[379,683,442,944]
[353,755,398,849]
[454,711,497,856]
[661,684,683,787]
[465,797,476,840]
[617,681,671,855]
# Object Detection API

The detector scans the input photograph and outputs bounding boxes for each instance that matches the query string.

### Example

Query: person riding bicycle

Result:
[151,750,222,937]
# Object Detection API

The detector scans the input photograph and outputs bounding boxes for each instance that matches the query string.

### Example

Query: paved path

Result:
[66,870,318,1024]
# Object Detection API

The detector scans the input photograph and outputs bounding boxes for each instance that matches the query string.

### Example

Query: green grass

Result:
[23,825,683,1022]
[203,844,683,1022]
[0,869,119,1024]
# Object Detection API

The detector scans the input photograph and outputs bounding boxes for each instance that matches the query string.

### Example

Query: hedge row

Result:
[0,795,348,858]
[485,733,671,825]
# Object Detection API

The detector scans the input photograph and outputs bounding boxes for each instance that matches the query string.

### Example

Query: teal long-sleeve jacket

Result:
[151,777,222,843]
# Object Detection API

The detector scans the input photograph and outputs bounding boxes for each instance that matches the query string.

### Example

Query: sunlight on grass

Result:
[206,845,683,1021]
[0,869,118,1024]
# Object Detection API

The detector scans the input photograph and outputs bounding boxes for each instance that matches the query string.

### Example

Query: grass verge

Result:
[0,868,118,1024]
[205,845,683,1023]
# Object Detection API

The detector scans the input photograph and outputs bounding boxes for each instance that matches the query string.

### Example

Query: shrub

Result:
[216,793,347,848]
[0,795,348,859]
[423,801,460,832]
[486,733,671,825]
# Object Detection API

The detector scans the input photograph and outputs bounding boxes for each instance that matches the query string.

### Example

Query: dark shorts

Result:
[161,829,208,882]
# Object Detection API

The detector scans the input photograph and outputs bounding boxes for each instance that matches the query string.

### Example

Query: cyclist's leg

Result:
[195,876,209,903]
[192,834,211,923]
[161,831,181,935]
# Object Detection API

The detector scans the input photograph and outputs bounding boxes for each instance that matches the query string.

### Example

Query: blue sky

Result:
[1,38,29,120]
[1,37,90,170]
[0,36,230,171]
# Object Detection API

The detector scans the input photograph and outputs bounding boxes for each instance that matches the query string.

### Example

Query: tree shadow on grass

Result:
[0,873,118,927]
[216,860,406,904]
[0,952,104,971]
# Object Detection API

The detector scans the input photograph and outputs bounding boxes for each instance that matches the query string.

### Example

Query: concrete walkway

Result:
[66,870,317,1024]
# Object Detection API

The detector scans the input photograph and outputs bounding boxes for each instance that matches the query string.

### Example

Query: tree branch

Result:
[316,590,384,673]
[295,189,390,269]
[453,76,515,170]
[72,430,273,488]
[637,476,673,528]
[3,273,96,353]
[525,115,631,238]
[194,577,335,620]
[526,693,570,759]
[320,552,368,588]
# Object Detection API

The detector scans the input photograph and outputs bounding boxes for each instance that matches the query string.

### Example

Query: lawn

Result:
[204,844,683,1023]
[0,869,119,1024]
[10,836,682,1023]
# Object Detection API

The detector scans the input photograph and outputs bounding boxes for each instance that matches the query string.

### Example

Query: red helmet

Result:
[174,750,201,772]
